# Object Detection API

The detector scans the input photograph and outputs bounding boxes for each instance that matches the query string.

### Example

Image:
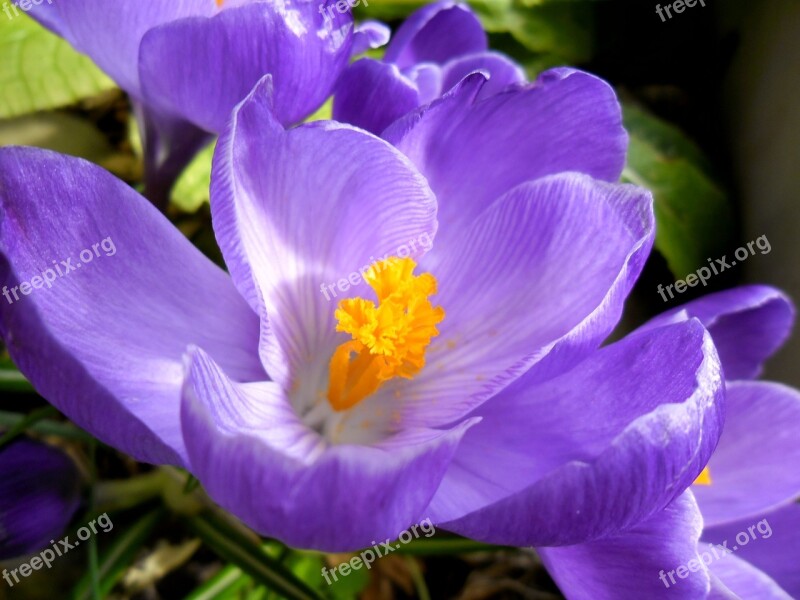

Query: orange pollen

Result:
[327,257,444,412]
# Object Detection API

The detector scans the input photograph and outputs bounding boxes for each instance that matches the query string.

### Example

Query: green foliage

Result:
[0,13,115,118]
[622,103,736,279]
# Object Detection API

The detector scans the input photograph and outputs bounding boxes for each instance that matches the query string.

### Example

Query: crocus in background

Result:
[29,0,354,209]
[0,60,724,553]
[333,0,526,134]
[0,437,83,560]
[538,286,800,599]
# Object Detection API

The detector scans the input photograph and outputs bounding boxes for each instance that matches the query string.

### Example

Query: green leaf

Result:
[0,409,94,441]
[185,512,324,600]
[185,564,255,600]
[170,140,216,213]
[0,13,115,118]
[622,103,736,279]
[72,508,166,600]
[0,405,58,448]
[395,536,509,556]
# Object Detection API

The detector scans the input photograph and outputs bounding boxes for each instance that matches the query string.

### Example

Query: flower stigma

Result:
[327,257,444,412]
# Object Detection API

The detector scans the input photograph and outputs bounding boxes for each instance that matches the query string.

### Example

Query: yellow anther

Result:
[693,466,712,486]
[327,258,444,411]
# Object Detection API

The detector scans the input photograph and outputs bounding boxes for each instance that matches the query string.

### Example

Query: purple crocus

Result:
[333,0,526,134]
[0,66,723,551]
[539,286,800,599]
[29,0,354,207]
[0,437,82,559]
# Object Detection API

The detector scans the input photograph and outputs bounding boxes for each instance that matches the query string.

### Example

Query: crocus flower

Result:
[538,286,800,599]
[0,437,82,559]
[333,0,526,134]
[0,66,723,551]
[29,0,354,207]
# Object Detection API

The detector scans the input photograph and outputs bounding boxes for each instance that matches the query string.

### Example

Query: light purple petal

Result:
[394,173,653,427]
[707,550,793,599]
[139,2,353,133]
[351,20,391,56]
[384,68,628,262]
[642,285,794,380]
[430,320,724,546]
[440,51,526,99]
[211,77,437,389]
[0,147,262,465]
[704,503,800,596]
[538,492,709,600]
[0,438,82,560]
[383,1,486,69]
[181,347,478,551]
[332,59,420,135]
[693,381,800,527]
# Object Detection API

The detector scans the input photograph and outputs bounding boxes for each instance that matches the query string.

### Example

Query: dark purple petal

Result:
[707,550,793,599]
[693,381,800,527]
[642,285,794,380]
[0,438,82,560]
[384,68,628,261]
[181,347,477,551]
[139,2,353,132]
[383,1,487,69]
[440,51,526,99]
[0,147,262,466]
[704,504,800,596]
[430,320,724,546]
[394,173,653,427]
[332,59,420,135]
[538,492,709,600]
[211,77,437,388]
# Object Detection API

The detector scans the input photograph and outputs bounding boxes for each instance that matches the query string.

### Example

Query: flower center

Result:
[694,466,712,486]
[327,257,444,412]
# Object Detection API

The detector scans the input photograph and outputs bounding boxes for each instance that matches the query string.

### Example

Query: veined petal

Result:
[140,2,353,132]
[692,381,800,527]
[383,68,628,261]
[429,320,724,546]
[538,492,709,600]
[211,77,437,387]
[351,20,391,56]
[396,173,653,427]
[0,147,262,466]
[0,438,82,559]
[382,1,487,69]
[332,59,420,135]
[440,51,526,99]
[704,503,800,597]
[180,347,477,551]
[707,550,793,599]
[641,285,794,380]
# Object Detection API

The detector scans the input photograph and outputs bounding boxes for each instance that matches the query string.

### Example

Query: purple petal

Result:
[211,77,437,388]
[693,381,800,527]
[181,347,477,551]
[642,285,794,380]
[440,51,526,99]
[538,492,709,600]
[0,438,82,560]
[384,68,628,260]
[396,173,653,427]
[139,3,353,132]
[704,504,800,596]
[707,549,793,599]
[35,0,216,97]
[383,1,487,69]
[0,147,262,465]
[351,20,391,56]
[332,59,420,135]
[430,319,724,546]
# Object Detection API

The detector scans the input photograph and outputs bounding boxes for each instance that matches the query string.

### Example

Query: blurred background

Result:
[0,0,797,598]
